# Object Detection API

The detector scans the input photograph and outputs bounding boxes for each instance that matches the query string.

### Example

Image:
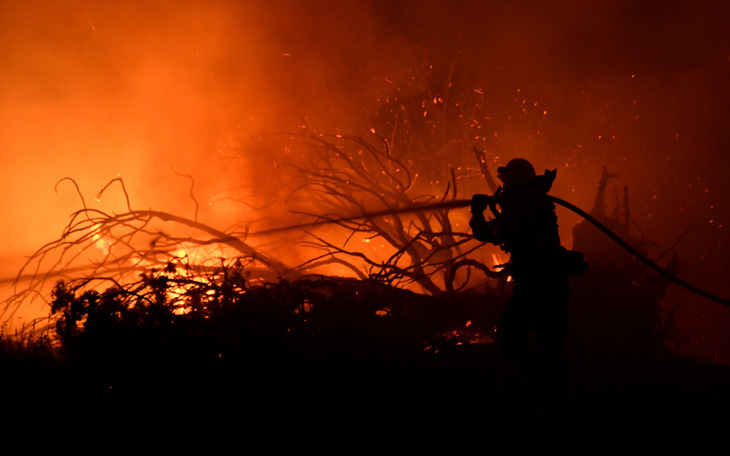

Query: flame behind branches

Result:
[0,176,296,333]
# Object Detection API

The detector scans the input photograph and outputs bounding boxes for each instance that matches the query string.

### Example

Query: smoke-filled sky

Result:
[1,0,729,360]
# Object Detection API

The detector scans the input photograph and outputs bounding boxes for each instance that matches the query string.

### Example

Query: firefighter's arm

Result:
[469,194,501,244]
[470,193,491,214]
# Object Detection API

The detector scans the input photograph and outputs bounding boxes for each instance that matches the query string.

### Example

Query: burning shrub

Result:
[42,257,500,425]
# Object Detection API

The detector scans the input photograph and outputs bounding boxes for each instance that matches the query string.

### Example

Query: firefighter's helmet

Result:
[497,158,536,185]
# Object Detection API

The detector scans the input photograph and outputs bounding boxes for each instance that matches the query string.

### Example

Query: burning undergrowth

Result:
[5,238,507,435]
[47,257,500,361]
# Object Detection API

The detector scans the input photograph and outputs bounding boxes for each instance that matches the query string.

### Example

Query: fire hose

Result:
[249,196,730,306]
[548,196,730,306]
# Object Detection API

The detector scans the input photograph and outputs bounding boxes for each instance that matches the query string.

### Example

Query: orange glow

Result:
[0,0,727,363]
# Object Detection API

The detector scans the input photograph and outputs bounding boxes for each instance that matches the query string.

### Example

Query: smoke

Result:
[1,0,728,359]
[0,1,414,252]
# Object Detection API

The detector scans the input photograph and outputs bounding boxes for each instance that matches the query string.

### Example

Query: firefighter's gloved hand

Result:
[471,194,491,214]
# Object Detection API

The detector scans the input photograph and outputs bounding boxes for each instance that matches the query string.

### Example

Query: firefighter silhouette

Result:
[470,158,585,366]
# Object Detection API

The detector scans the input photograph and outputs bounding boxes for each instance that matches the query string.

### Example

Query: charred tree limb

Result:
[472,147,499,193]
